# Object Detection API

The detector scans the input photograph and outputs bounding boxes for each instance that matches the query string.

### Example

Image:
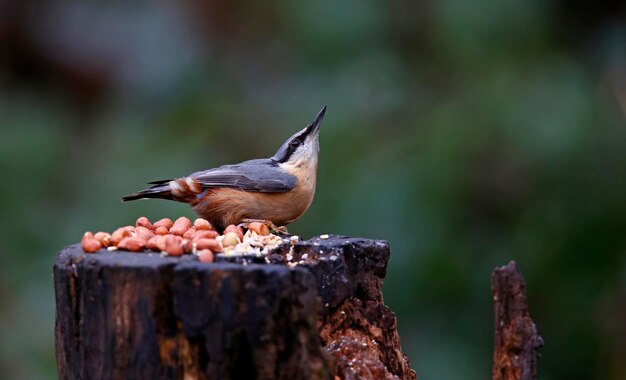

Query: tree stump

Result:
[492,261,544,380]
[54,235,415,380]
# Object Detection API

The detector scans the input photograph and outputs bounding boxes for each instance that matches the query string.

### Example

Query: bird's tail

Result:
[121,181,173,202]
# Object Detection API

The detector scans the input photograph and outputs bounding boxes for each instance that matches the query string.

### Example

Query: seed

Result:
[224,225,244,241]
[118,236,146,252]
[135,216,153,230]
[181,239,193,253]
[164,235,184,256]
[154,226,169,236]
[194,218,212,231]
[110,227,132,245]
[198,249,214,263]
[170,216,191,236]
[94,232,111,247]
[247,222,269,236]
[81,232,102,253]
[195,238,222,252]
[222,232,239,247]
[249,239,264,248]
[153,218,173,230]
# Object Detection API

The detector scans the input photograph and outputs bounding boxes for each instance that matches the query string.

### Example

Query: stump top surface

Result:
[56,235,391,312]
[57,235,390,272]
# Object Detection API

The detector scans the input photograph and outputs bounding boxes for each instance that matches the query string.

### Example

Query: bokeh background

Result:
[2,1,626,379]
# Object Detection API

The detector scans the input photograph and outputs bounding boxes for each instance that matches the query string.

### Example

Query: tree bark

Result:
[492,261,543,380]
[54,235,415,380]
[54,250,327,380]
[272,236,416,380]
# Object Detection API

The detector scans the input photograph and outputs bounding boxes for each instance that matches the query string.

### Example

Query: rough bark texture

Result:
[54,235,415,380]
[268,236,416,380]
[492,261,543,380]
[54,248,328,380]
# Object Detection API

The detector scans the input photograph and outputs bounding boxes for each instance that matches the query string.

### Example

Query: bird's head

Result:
[272,106,326,167]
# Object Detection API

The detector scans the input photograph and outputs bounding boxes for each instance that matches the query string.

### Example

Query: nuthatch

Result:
[122,106,326,230]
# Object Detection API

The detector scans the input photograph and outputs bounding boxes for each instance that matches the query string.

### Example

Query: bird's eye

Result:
[290,140,301,148]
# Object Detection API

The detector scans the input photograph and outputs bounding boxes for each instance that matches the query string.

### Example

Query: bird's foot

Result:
[240,219,290,235]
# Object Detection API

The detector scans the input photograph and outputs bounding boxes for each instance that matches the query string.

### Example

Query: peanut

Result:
[224,224,244,241]
[81,232,102,253]
[158,235,168,251]
[118,236,146,252]
[197,249,214,263]
[193,230,220,241]
[154,226,169,236]
[134,226,155,240]
[169,216,191,236]
[195,238,222,252]
[94,232,111,247]
[183,228,196,240]
[146,236,164,251]
[110,227,132,245]
[135,216,153,230]
[153,218,173,230]
[194,218,212,231]
[164,235,184,256]
[247,222,269,236]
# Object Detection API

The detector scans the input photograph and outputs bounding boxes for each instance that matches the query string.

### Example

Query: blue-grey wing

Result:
[189,159,296,193]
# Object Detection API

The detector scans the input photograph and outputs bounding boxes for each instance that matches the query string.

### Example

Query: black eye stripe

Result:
[272,125,313,163]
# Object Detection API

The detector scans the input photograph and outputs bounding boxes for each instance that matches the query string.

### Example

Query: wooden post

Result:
[54,235,416,380]
[492,261,544,380]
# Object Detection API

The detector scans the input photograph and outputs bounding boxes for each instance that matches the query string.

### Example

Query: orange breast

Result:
[192,186,315,229]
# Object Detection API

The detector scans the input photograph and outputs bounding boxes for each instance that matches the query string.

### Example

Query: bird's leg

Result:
[240,219,290,235]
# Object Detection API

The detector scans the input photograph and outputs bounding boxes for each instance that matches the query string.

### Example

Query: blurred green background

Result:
[1,1,626,379]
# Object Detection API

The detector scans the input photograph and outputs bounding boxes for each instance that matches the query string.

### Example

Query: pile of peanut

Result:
[81,216,274,263]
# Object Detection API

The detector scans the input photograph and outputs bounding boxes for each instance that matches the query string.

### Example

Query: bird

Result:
[122,106,326,231]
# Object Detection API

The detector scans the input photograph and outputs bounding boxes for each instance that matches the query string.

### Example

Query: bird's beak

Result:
[309,105,326,136]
